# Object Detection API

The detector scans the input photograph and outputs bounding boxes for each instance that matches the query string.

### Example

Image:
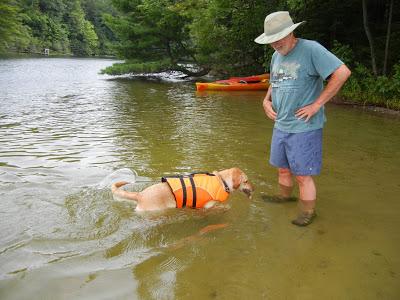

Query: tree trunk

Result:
[174,64,210,77]
[362,0,378,76]
[383,0,393,76]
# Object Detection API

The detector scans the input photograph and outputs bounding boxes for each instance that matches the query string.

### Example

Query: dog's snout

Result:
[243,188,253,198]
[241,181,254,199]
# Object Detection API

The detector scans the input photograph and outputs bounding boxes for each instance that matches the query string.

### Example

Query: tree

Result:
[383,0,393,75]
[362,0,378,76]
[0,0,30,52]
[82,0,118,55]
[65,0,98,55]
[1,0,116,55]
[97,0,400,77]
[188,0,281,75]
[103,0,209,76]
[103,0,281,76]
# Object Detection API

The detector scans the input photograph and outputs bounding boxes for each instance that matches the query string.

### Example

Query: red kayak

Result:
[216,73,269,84]
[196,74,269,91]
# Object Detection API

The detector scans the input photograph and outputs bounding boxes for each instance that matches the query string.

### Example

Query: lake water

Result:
[0,57,399,299]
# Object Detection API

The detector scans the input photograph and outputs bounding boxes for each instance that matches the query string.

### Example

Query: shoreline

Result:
[0,54,398,117]
[330,96,400,117]
[0,52,117,60]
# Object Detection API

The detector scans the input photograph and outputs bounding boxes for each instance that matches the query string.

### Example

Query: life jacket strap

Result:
[221,179,230,193]
[179,177,187,207]
[189,176,197,207]
[162,172,228,208]
[190,172,214,176]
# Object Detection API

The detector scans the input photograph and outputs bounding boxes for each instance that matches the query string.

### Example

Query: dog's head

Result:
[217,167,255,199]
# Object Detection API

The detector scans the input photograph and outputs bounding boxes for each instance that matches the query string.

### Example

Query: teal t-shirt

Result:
[270,39,343,133]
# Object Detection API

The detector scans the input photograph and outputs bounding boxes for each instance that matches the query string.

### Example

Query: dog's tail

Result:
[111,181,140,202]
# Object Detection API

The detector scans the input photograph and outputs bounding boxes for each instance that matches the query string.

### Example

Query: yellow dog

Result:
[111,168,254,211]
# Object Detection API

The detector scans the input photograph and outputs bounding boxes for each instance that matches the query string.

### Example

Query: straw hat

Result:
[254,11,305,44]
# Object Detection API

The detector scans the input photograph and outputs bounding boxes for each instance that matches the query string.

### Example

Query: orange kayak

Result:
[196,74,269,91]
[216,73,269,84]
[196,81,269,91]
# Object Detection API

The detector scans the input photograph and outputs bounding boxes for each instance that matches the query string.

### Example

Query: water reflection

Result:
[0,58,399,299]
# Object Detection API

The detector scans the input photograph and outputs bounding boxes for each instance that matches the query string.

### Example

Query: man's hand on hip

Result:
[295,102,322,122]
[263,99,277,121]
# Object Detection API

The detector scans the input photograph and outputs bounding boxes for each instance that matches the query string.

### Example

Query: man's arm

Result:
[295,64,351,122]
[263,85,277,120]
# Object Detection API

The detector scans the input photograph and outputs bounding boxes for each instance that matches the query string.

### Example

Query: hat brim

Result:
[254,21,305,44]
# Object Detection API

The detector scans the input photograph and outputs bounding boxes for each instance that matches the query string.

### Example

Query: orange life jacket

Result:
[162,173,230,208]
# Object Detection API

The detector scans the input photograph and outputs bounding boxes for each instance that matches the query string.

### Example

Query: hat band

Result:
[265,20,294,36]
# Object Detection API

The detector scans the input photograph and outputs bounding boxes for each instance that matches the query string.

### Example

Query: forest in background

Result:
[0,0,117,56]
[1,0,399,109]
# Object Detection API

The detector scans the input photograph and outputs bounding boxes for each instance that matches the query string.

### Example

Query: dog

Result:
[111,167,254,211]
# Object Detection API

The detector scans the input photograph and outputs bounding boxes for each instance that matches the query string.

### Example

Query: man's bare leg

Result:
[293,175,317,226]
[278,168,294,198]
[264,168,296,203]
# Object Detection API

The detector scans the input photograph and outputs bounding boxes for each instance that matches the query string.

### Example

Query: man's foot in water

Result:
[291,211,316,226]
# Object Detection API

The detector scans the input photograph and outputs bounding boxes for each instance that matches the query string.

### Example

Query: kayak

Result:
[196,74,269,91]
[196,81,269,91]
[216,73,269,84]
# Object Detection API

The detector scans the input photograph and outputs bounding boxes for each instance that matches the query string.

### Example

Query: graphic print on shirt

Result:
[270,62,300,87]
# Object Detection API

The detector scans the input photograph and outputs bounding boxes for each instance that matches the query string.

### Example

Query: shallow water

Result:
[0,57,399,299]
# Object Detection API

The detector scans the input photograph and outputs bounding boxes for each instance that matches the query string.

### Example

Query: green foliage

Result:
[103,0,281,76]
[331,40,355,67]
[0,0,30,52]
[2,0,400,110]
[331,39,400,109]
[286,0,306,10]
[339,62,400,110]
[103,0,205,75]
[83,0,118,55]
[65,0,98,56]
[23,10,70,52]
[188,0,280,75]
[100,59,172,75]
[2,0,117,55]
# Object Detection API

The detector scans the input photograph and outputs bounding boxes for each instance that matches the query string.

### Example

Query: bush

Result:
[101,60,172,75]
[331,41,400,110]
[340,62,400,110]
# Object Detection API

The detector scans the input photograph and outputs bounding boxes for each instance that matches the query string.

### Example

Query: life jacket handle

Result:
[161,172,215,182]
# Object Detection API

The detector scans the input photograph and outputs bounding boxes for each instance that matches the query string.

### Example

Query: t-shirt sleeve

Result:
[270,52,277,73]
[310,41,344,80]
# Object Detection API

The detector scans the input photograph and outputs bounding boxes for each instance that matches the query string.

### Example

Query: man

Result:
[255,11,351,226]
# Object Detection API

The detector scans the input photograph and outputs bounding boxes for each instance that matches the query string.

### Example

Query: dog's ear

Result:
[231,168,243,189]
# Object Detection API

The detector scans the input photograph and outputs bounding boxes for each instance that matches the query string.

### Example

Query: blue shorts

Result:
[269,128,323,176]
